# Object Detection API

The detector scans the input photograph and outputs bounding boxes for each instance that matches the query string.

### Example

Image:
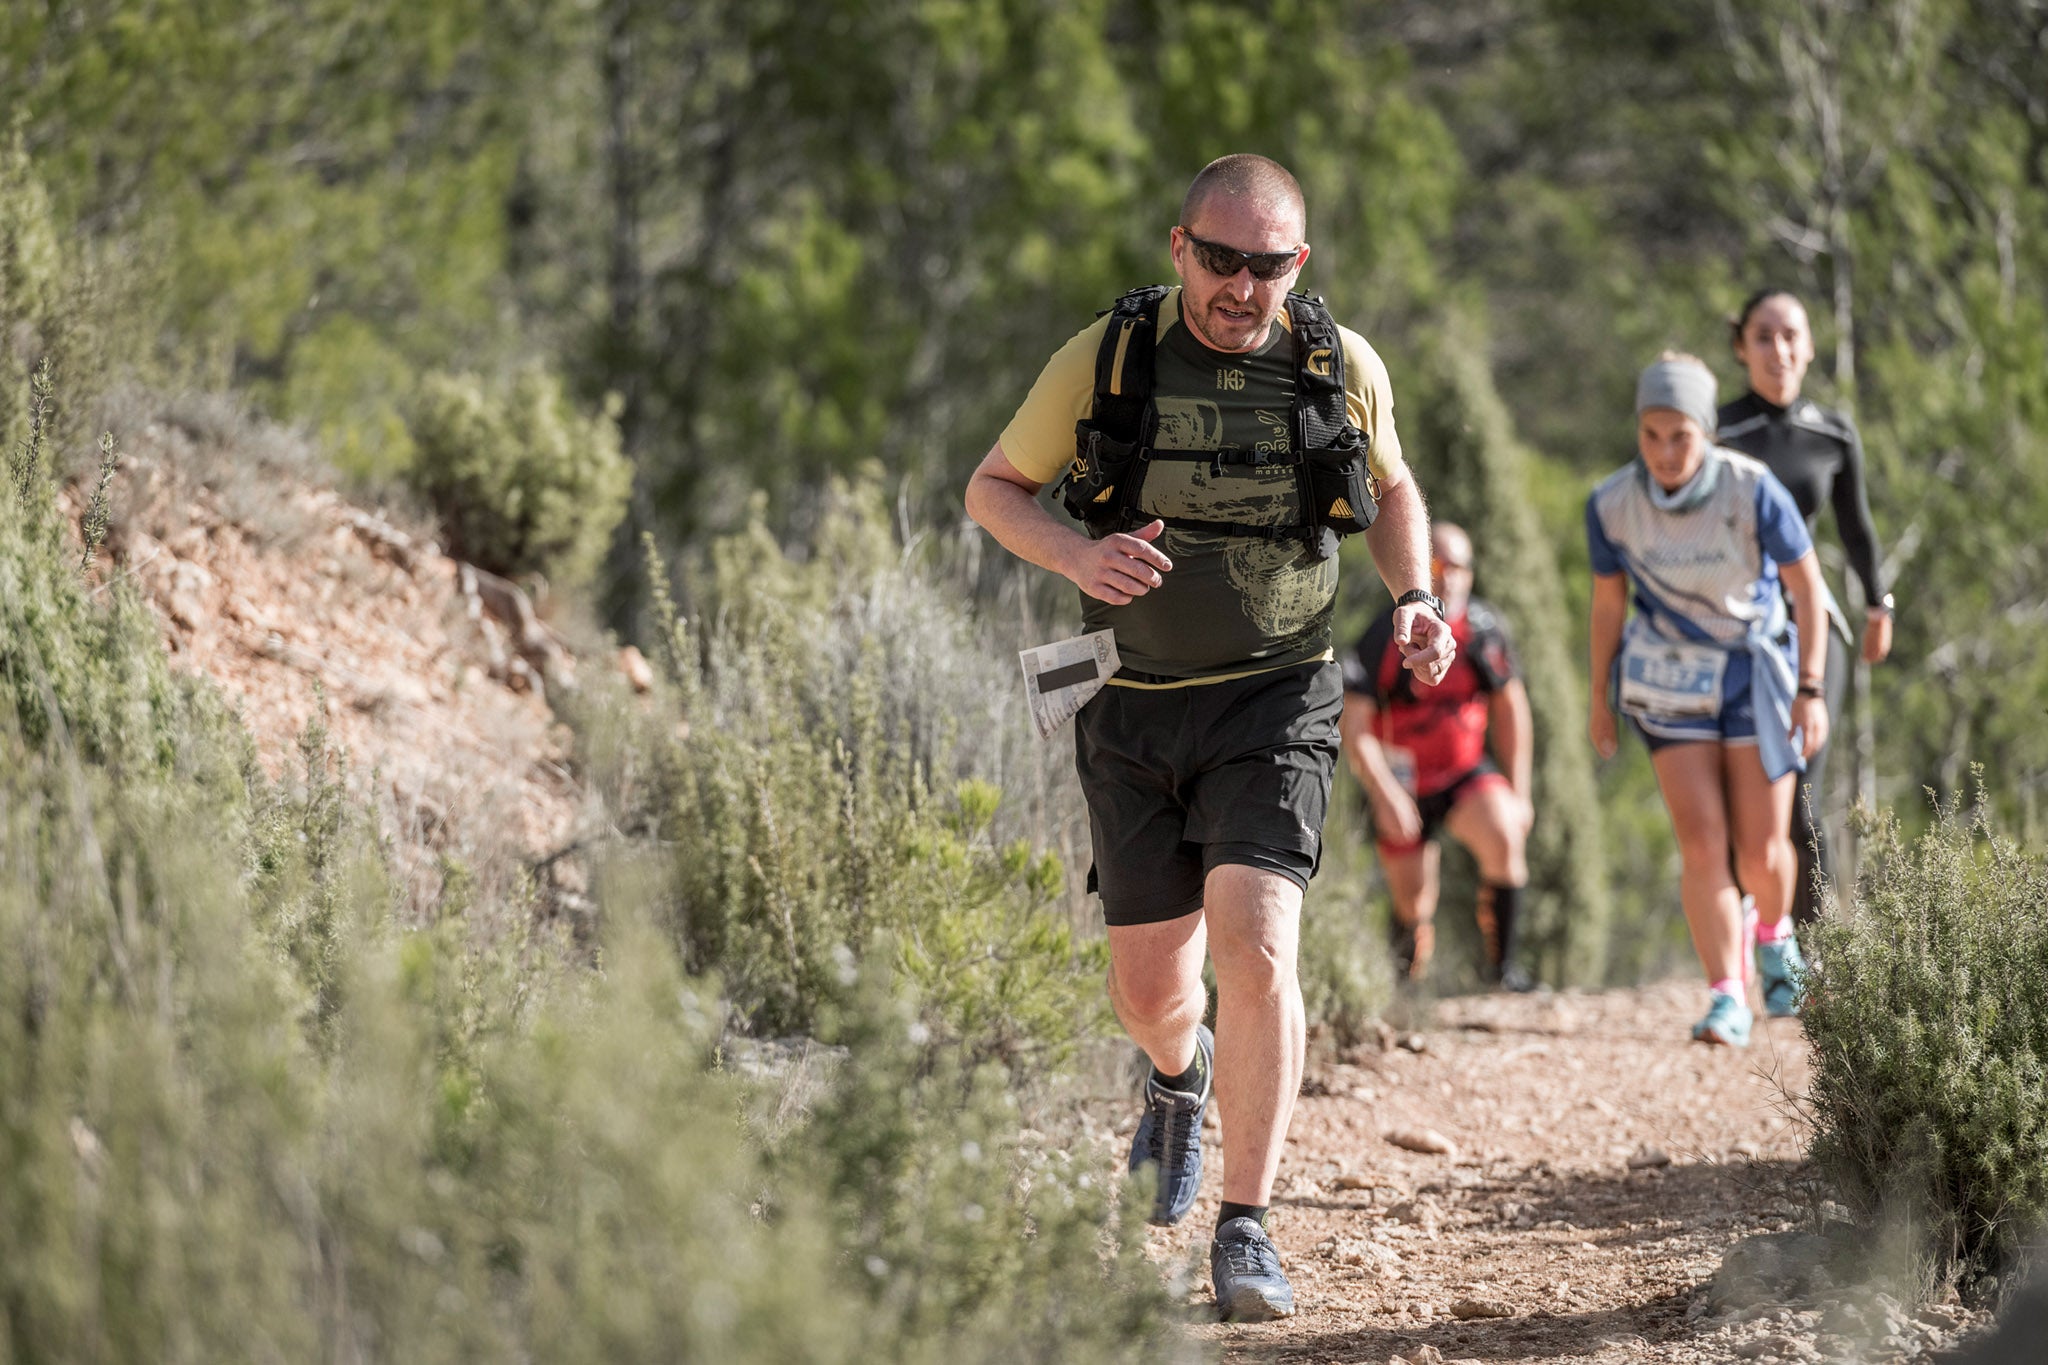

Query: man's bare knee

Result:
[1204,868,1301,997]
[1109,957,1202,1028]
[1210,931,1294,997]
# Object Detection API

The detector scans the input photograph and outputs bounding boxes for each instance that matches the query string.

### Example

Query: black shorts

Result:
[1074,660,1342,926]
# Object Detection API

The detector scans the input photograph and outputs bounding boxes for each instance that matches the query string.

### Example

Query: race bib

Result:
[1618,637,1727,720]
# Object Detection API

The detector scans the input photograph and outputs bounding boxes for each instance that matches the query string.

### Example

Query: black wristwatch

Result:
[1396,588,1446,620]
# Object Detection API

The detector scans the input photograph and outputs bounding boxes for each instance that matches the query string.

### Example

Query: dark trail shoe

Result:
[1211,1217,1296,1322]
[1127,1023,1212,1226]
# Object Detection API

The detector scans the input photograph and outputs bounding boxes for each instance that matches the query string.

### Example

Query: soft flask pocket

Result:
[1305,425,1378,537]
[1058,421,1141,533]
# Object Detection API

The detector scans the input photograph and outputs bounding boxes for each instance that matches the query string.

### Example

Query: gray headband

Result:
[1635,359,1719,437]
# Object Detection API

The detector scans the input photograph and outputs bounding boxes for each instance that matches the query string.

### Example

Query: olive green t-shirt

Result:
[999,288,1406,680]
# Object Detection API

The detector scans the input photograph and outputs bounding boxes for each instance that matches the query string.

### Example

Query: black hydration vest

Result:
[1054,286,1380,561]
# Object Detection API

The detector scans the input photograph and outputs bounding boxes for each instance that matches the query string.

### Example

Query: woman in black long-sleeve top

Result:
[1716,289,1893,927]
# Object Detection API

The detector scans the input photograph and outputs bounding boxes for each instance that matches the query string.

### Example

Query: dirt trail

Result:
[1134,980,1980,1364]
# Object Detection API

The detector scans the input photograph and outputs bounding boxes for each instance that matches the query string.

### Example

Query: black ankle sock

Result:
[1218,1202,1268,1230]
[1154,1042,1207,1093]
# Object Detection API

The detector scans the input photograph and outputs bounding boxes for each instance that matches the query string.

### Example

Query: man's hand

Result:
[1393,604,1455,685]
[1371,788,1423,846]
[1063,519,1173,605]
[1508,790,1535,838]
[1862,608,1893,664]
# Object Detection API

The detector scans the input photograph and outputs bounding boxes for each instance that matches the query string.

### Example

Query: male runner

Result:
[964,153,1453,1321]
[1340,523,1535,991]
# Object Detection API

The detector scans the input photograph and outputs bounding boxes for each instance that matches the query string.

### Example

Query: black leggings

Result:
[1790,629,1850,926]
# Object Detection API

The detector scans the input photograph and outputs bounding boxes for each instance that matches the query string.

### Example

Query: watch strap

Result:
[1396,588,1446,619]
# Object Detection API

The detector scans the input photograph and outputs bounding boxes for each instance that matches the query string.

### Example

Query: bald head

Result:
[1180,154,1306,238]
[1431,522,1474,612]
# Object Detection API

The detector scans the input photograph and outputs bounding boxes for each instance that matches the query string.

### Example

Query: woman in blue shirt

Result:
[1586,353,1831,1047]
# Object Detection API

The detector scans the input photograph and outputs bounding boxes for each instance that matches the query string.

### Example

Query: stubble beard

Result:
[1186,291,1274,355]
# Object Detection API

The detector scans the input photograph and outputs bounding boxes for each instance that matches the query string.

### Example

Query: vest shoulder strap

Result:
[1090,285,1171,445]
[1284,292,1350,450]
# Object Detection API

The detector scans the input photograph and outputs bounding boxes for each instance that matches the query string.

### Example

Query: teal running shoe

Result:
[1691,991,1753,1047]
[1757,932,1808,1018]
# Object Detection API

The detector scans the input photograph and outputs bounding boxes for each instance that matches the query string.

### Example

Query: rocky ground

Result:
[1120,981,1992,1364]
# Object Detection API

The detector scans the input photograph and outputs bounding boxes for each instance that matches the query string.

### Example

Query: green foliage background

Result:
[16,0,2044,974]
[407,366,632,587]
[6,0,2048,1333]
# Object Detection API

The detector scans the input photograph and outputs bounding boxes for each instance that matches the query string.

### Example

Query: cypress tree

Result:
[1387,311,1612,985]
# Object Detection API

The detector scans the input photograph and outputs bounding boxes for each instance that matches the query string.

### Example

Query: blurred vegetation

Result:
[1803,795,2048,1297]
[5,0,2047,1334]
[407,366,632,588]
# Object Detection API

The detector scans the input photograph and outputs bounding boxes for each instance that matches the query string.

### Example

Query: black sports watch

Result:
[1396,588,1446,620]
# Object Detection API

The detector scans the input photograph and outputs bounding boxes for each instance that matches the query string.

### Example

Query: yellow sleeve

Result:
[1339,325,1405,484]
[997,315,1111,485]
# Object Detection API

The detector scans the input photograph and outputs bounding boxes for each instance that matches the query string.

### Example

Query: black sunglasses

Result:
[1178,228,1303,282]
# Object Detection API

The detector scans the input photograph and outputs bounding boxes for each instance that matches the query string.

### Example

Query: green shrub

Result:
[0,133,144,470]
[795,971,1189,1365]
[0,131,67,460]
[1297,784,1396,1045]
[2,377,1189,1360]
[580,480,1110,1066]
[407,366,631,587]
[1803,794,2048,1292]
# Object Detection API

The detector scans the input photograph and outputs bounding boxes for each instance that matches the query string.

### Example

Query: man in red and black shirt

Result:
[1340,524,1535,990]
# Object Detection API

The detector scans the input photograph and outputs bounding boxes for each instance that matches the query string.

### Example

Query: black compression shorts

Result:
[1074,660,1342,926]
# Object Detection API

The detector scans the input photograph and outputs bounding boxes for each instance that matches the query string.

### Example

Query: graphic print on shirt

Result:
[1139,338,1334,658]
[1153,397,1224,452]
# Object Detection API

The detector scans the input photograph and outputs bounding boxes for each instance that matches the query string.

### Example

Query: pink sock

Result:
[1755,916,1794,944]
[1709,977,1743,998]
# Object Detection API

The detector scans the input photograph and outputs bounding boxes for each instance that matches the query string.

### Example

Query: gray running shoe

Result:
[1127,1023,1212,1226]
[1211,1217,1296,1322]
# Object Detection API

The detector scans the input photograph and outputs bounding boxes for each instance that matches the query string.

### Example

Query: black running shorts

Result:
[1074,659,1343,926]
